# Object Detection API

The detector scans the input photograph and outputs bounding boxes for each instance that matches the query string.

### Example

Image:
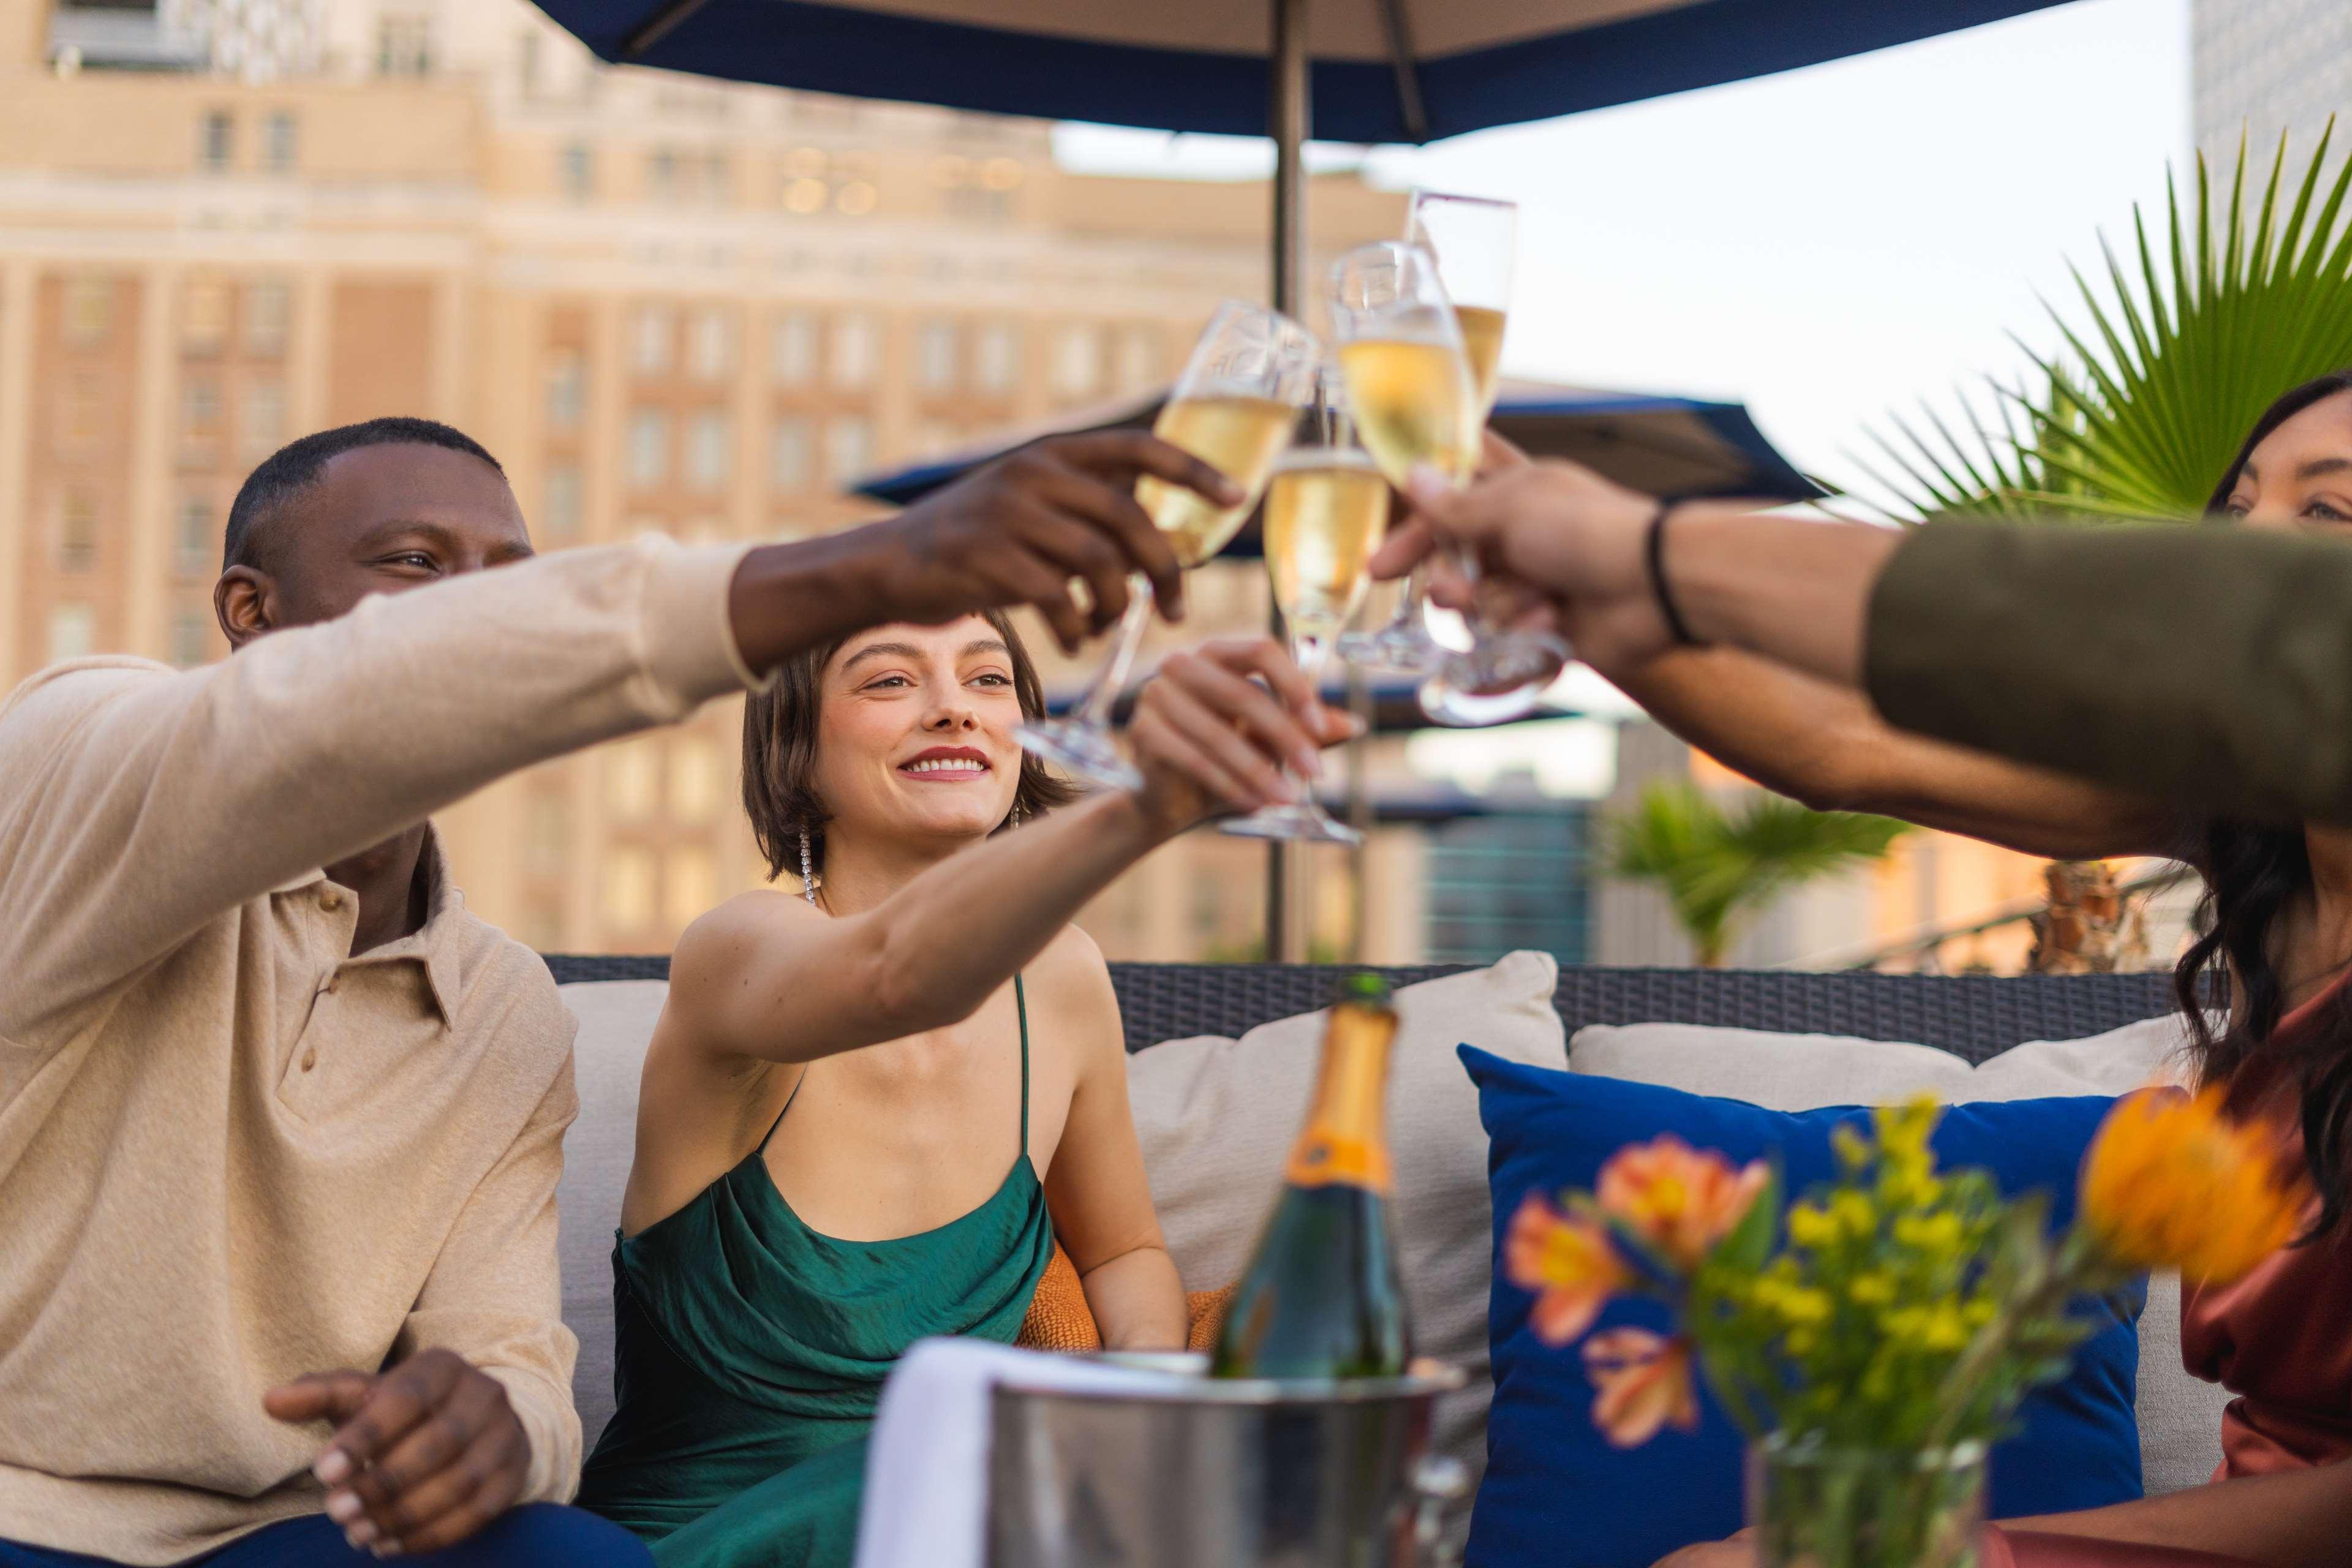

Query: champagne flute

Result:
[1016,300,1317,790]
[1222,369,1389,846]
[1403,192,1569,726]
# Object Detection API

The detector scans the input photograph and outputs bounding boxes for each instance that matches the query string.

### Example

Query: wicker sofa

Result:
[544,957,2196,1463]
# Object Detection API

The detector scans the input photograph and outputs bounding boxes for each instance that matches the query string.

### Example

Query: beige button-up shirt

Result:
[0,537,759,1564]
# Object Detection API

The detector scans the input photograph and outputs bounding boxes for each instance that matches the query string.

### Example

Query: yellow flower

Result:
[2079,1087,2308,1285]
[1849,1272,1896,1307]
[1830,1190,1877,1238]
[1776,1286,1833,1327]
[1918,1302,1970,1351]
[1893,1212,1964,1254]
[1596,1136,1772,1270]
[1504,1191,1626,1346]
[1787,1202,1836,1249]
[1831,1123,1871,1170]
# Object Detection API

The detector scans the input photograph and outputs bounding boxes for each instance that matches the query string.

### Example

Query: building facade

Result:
[2192,0,2352,160]
[3,0,1411,959]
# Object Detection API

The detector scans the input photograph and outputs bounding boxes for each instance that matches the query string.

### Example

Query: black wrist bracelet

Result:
[1645,500,1703,647]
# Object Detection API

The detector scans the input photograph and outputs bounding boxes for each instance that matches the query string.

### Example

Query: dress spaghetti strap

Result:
[757,974,1030,1158]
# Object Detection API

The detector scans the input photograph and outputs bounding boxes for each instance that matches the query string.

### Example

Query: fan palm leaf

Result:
[1855,123,2352,521]
[1608,783,1912,968]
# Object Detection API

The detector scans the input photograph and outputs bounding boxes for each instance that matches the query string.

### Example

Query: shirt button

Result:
[319,889,345,914]
[301,1048,317,1072]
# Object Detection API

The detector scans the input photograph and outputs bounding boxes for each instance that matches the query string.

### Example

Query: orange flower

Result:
[1505,1191,1626,1345]
[2079,1085,2308,1285]
[1596,1135,1771,1270]
[1581,1328,1698,1447]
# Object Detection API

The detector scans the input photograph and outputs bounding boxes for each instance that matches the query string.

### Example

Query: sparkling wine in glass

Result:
[1223,376,1390,845]
[1015,300,1317,789]
[1409,192,1567,726]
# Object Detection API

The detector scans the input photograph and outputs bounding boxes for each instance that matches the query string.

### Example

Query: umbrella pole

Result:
[1265,0,1309,963]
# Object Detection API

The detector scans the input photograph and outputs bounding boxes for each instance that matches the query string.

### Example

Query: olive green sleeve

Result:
[1864,520,2352,826]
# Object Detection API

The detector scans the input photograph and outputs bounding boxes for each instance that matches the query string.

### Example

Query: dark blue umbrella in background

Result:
[525,0,2082,954]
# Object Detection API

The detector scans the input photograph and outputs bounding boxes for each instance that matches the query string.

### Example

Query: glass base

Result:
[1417,632,1571,728]
[1336,619,1446,675]
[1016,717,1142,791]
[1219,801,1363,846]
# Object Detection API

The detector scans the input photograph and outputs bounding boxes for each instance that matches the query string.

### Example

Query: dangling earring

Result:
[799,827,818,907]
[1011,799,1025,829]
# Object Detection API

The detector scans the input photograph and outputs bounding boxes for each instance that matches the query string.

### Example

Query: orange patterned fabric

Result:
[1016,1242,1237,1357]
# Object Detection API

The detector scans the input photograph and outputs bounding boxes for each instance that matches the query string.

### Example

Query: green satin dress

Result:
[578,978,1054,1568]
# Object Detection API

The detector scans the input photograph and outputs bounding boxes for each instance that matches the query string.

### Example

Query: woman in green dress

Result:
[576,610,1349,1568]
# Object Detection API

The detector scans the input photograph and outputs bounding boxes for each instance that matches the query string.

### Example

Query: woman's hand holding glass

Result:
[1123,637,1362,839]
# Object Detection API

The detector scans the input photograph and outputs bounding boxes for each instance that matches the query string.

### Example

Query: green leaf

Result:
[1849,123,2352,519]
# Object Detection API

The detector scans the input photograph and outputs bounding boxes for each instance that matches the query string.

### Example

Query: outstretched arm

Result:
[0,431,1229,1050]
[1387,456,2352,829]
[1610,647,2177,860]
[665,638,1354,1070]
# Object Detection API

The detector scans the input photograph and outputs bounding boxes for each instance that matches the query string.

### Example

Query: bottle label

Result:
[1284,1129,1393,1193]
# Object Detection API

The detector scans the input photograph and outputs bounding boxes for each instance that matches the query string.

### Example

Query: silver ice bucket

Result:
[985,1363,1470,1568]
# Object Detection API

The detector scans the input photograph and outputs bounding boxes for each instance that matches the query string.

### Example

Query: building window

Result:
[559,143,594,202]
[1116,325,1163,391]
[169,611,211,669]
[526,793,570,881]
[1050,323,1103,401]
[669,737,725,823]
[58,493,97,573]
[770,313,818,386]
[665,846,718,932]
[63,278,113,347]
[835,180,877,216]
[601,846,655,933]
[546,350,587,430]
[197,110,234,173]
[914,319,959,393]
[375,13,433,77]
[182,279,232,356]
[605,738,660,819]
[60,377,104,448]
[646,148,679,203]
[829,314,880,390]
[543,462,584,541]
[244,281,291,357]
[687,410,730,490]
[183,377,225,444]
[176,494,213,577]
[243,380,287,458]
[974,322,1020,395]
[48,605,97,665]
[769,416,813,491]
[688,307,734,381]
[825,416,874,485]
[703,153,731,205]
[263,111,298,175]
[630,304,674,377]
[626,409,670,487]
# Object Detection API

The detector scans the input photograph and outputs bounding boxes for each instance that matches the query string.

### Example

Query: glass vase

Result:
[1747,1436,1987,1568]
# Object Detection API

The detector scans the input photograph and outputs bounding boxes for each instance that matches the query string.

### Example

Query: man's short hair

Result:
[223,418,505,573]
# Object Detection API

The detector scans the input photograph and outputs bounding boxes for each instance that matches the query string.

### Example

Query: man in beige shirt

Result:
[0,416,1291,1567]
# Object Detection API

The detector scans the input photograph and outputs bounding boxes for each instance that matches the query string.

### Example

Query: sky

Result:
[1053,0,2193,496]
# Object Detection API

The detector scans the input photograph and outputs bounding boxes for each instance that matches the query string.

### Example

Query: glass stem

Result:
[1283,628,1333,799]
[1075,571,1156,728]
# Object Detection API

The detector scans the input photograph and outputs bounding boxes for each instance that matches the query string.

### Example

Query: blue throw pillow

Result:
[1463,1046,2146,1568]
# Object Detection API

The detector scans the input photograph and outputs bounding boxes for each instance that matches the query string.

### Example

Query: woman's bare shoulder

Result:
[669,888,824,992]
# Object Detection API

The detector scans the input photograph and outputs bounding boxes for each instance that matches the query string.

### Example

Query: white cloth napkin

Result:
[850,1339,1197,1568]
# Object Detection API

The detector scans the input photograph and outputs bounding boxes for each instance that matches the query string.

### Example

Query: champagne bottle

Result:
[1211,974,1413,1379]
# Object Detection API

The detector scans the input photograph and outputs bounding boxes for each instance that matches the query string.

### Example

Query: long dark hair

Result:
[739,608,1076,883]
[2174,369,2352,1238]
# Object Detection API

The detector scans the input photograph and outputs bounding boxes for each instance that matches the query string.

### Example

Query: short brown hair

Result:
[741,608,1078,881]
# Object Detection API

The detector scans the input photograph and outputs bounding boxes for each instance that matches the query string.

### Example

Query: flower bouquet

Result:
[1504,1090,2305,1568]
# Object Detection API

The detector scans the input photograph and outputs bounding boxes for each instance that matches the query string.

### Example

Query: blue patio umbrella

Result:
[528,1,2076,148]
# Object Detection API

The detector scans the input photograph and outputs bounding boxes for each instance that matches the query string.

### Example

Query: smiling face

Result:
[2220,387,2352,534]
[807,617,1027,853]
